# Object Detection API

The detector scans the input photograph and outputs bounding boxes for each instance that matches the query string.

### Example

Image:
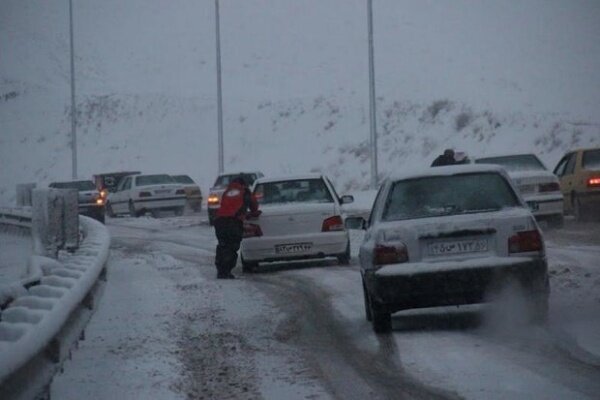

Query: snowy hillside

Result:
[1,0,600,203]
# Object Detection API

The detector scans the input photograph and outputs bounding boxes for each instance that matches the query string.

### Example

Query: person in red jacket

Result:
[214,175,260,279]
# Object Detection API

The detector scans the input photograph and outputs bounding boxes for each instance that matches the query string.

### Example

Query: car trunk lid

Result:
[256,202,337,236]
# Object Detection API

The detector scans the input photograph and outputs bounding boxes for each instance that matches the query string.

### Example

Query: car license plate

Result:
[428,239,488,256]
[155,189,171,194]
[275,243,312,254]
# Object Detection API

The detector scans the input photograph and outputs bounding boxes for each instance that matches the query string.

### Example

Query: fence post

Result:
[16,183,36,207]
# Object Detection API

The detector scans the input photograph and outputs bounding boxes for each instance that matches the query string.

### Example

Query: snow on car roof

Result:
[255,173,324,184]
[474,152,539,160]
[387,164,507,182]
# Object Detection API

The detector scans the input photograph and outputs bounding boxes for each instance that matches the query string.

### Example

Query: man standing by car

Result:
[214,176,260,279]
[431,148,457,167]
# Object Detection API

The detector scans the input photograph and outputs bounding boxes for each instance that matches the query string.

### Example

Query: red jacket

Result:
[216,182,259,220]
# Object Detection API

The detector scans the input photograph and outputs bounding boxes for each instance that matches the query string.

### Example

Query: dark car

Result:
[49,180,106,223]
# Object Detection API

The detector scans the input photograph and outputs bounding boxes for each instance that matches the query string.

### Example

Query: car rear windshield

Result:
[214,173,257,187]
[254,179,333,205]
[475,154,545,172]
[50,180,96,191]
[382,173,520,221]
[172,175,195,184]
[582,149,600,170]
[135,174,174,186]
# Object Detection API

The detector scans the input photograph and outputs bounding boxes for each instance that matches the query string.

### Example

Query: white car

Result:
[240,174,354,272]
[475,153,564,227]
[106,174,186,217]
[348,165,549,333]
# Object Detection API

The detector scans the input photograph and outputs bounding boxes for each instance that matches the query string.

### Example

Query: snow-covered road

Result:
[51,215,600,399]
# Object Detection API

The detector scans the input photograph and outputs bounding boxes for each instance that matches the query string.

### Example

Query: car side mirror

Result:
[340,195,354,205]
[345,216,366,230]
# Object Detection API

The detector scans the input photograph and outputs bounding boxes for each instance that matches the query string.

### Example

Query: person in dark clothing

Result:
[214,176,260,279]
[431,148,457,167]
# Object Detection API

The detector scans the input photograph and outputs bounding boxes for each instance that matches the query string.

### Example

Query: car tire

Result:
[150,209,161,218]
[129,201,139,218]
[372,309,392,334]
[337,241,351,265]
[106,202,115,218]
[174,207,184,217]
[241,257,259,273]
[362,280,372,322]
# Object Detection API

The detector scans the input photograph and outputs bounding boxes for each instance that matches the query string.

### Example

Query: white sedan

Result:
[240,174,353,272]
[475,153,564,227]
[349,165,549,333]
[106,174,186,217]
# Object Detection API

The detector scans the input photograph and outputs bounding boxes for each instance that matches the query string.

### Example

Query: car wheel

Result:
[128,201,139,218]
[371,309,392,334]
[241,257,259,273]
[362,280,372,322]
[150,209,161,218]
[105,202,115,218]
[337,241,351,265]
[174,207,184,217]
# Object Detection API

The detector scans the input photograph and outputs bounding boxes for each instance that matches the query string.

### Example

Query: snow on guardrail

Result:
[0,215,110,397]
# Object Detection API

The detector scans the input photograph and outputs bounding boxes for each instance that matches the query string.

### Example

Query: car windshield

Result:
[382,172,520,221]
[172,175,195,184]
[254,178,333,205]
[214,173,257,187]
[475,155,546,172]
[50,180,96,191]
[582,149,600,170]
[135,174,174,186]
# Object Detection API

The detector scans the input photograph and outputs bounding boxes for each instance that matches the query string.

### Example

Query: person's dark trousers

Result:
[214,217,243,278]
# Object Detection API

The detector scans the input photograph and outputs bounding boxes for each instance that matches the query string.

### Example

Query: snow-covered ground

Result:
[51,213,600,399]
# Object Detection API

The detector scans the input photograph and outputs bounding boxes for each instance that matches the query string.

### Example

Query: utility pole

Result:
[367,0,378,189]
[69,0,77,179]
[215,0,224,173]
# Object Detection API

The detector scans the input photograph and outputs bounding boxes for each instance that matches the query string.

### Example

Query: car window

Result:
[122,177,131,191]
[172,175,195,184]
[582,149,600,170]
[116,177,127,192]
[475,154,546,172]
[368,183,387,227]
[382,173,520,221]
[324,177,341,202]
[254,179,333,204]
[564,153,577,175]
[135,174,174,186]
[49,181,96,191]
[553,155,569,177]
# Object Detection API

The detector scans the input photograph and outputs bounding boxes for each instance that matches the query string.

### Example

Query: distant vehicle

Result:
[553,147,600,221]
[93,171,141,198]
[49,180,105,223]
[347,165,549,333]
[475,153,564,227]
[207,171,264,225]
[105,174,186,218]
[240,174,354,272]
[172,175,203,212]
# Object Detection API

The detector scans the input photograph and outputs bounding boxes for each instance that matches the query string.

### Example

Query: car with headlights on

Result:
[553,147,600,221]
[475,153,564,227]
[49,180,106,223]
[347,165,549,333]
[172,174,203,212]
[240,174,354,272]
[207,171,263,225]
[106,174,186,218]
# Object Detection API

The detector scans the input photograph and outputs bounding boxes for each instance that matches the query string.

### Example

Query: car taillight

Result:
[373,243,409,265]
[208,195,220,205]
[322,216,344,232]
[139,191,152,198]
[243,223,263,238]
[588,177,600,187]
[508,230,543,253]
[538,182,560,192]
[176,189,185,195]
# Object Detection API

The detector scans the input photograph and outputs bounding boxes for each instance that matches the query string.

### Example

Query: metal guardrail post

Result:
[16,183,36,207]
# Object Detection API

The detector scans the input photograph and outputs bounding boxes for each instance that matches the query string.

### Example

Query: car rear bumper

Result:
[364,257,548,313]
[241,231,349,262]
[135,197,186,210]
[523,194,563,217]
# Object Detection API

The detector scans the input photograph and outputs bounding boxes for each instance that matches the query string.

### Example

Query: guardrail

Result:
[0,207,110,400]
